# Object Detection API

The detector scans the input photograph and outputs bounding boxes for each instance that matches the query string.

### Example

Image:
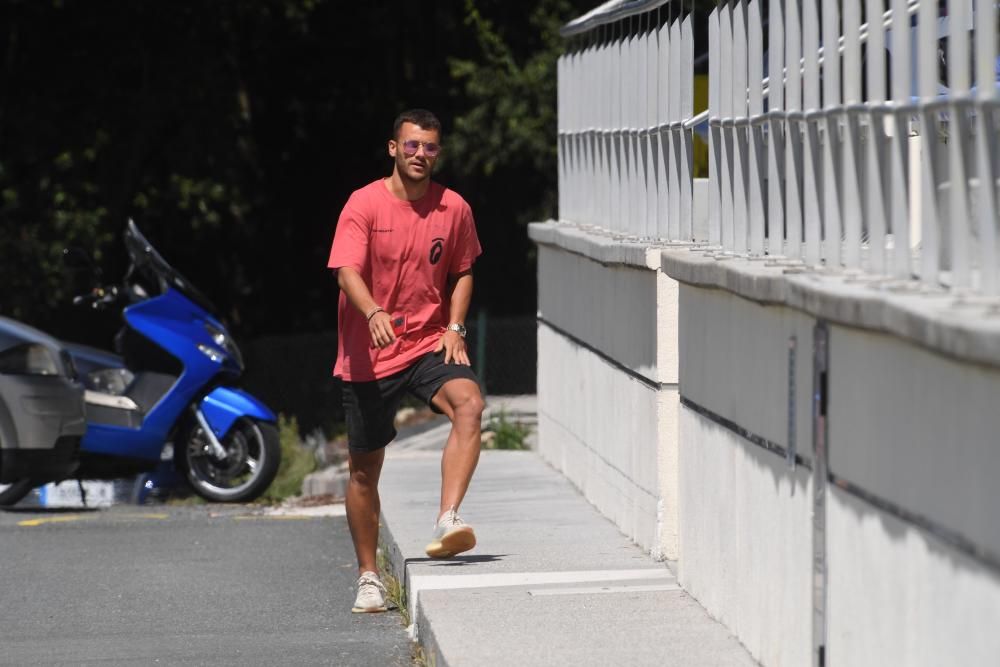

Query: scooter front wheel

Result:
[180,418,281,503]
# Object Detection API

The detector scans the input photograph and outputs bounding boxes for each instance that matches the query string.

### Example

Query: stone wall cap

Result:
[530,220,1000,367]
[529,220,672,271]
[660,247,1000,368]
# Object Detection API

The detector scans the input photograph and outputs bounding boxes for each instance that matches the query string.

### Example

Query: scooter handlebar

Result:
[73,286,119,309]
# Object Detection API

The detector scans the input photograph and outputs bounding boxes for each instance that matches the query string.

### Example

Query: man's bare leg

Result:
[431,378,485,517]
[346,447,386,575]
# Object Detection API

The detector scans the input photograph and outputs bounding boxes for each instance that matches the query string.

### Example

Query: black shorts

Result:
[342,350,479,452]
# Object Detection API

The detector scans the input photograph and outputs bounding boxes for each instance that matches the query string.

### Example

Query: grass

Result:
[376,543,409,625]
[377,542,434,666]
[258,414,318,504]
[481,408,532,450]
[411,644,431,667]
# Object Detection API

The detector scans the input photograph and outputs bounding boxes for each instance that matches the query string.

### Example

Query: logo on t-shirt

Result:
[429,237,444,265]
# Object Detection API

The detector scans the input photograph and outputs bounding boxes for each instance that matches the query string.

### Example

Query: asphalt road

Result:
[0,504,411,666]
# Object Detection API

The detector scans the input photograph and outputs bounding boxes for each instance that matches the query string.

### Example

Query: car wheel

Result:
[0,479,38,507]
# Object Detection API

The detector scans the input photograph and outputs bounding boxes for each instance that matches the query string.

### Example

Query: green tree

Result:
[0,0,316,338]
[0,0,593,339]
[441,0,590,314]
[448,0,571,183]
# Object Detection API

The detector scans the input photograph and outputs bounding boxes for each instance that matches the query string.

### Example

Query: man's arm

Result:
[434,269,473,365]
[337,266,396,349]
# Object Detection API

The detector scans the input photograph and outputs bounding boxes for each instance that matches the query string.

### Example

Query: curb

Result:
[378,513,446,664]
[301,464,348,498]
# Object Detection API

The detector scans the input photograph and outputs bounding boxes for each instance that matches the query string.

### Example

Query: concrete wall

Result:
[537,325,663,551]
[678,286,815,457]
[675,279,1000,666]
[679,408,813,666]
[827,324,1000,559]
[533,221,1000,664]
[827,487,1000,666]
[677,285,815,665]
[823,324,1000,665]
[534,238,680,559]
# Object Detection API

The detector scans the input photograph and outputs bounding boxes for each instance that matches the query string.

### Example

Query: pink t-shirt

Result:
[328,179,482,381]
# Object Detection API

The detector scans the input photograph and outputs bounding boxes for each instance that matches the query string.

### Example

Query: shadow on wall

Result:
[832,480,999,583]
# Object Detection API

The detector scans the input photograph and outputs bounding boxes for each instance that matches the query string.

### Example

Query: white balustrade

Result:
[557,0,999,293]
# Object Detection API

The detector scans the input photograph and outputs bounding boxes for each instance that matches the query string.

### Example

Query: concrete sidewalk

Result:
[378,397,754,666]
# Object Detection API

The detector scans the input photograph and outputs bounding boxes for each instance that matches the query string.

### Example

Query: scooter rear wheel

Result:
[0,479,38,507]
[180,418,281,503]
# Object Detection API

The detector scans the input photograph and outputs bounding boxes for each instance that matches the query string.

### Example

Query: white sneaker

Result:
[352,571,387,613]
[425,508,476,558]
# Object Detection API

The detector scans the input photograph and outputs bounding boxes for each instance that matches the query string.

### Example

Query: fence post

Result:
[947,0,973,288]
[889,0,912,279]
[821,0,843,267]
[865,0,888,274]
[975,0,999,293]
[917,0,941,285]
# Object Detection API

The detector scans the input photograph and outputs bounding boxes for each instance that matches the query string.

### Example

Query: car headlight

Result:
[0,343,61,376]
[202,322,244,369]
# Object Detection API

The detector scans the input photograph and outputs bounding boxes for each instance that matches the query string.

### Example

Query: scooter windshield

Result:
[123,219,218,315]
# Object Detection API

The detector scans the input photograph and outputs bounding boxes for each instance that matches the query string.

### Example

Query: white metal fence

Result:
[558,0,1000,293]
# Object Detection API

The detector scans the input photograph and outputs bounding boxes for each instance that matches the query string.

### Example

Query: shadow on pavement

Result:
[1,507,102,514]
[406,554,509,566]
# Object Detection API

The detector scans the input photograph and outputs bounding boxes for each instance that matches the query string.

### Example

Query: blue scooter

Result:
[60,220,280,502]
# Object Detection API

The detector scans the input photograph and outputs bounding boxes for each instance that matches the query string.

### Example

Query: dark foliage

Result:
[0,0,592,347]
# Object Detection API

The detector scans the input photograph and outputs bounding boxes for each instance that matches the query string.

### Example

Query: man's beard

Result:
[401,161,430,183]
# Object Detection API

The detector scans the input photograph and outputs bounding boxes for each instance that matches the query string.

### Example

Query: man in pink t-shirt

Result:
[328,109,485,614]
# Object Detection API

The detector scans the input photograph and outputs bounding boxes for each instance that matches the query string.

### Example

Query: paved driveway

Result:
[0,504,409,666]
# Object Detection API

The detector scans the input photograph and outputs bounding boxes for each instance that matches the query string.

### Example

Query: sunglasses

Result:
[400,139,441,158]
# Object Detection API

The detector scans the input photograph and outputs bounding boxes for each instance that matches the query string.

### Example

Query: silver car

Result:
[0,316,86,505]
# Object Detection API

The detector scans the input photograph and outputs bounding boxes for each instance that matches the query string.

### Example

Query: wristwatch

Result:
[446,323,467,338]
